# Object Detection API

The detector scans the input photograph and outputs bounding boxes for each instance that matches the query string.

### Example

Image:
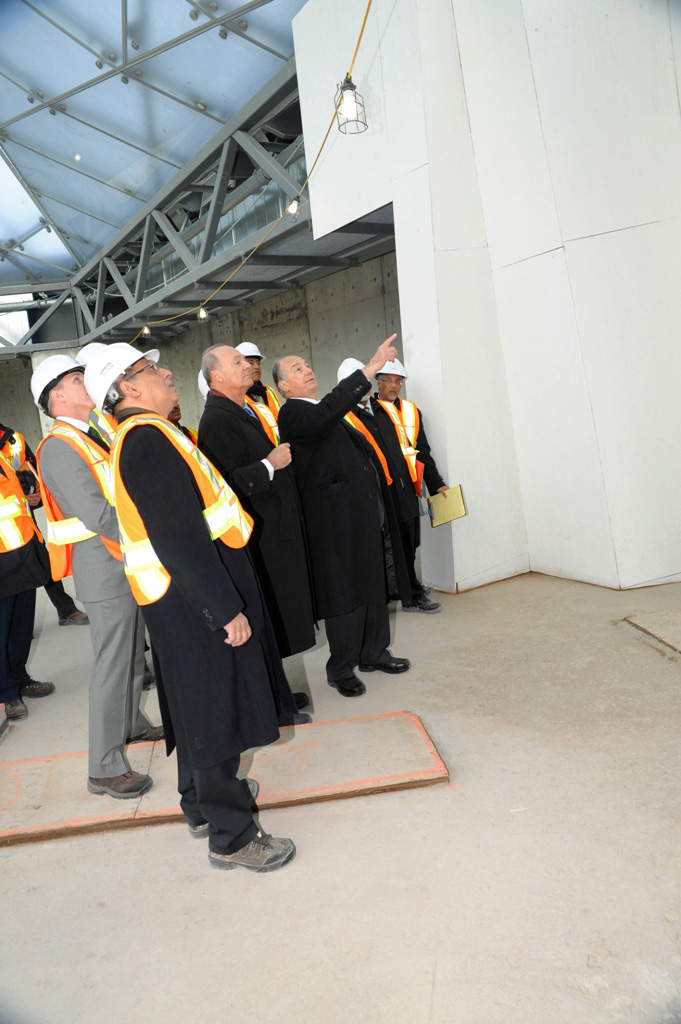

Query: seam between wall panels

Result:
[450,0,529,562]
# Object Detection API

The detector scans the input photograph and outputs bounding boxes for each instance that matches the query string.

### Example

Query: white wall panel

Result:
[493,250,618,586]
[566,219,681,587]
[522,0,681,240]
[451,0,561,269]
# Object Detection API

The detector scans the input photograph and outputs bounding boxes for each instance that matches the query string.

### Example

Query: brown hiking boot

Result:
[20,679,55,698]
[127,725,164,744]
[208,829,295,873]
[87,771,153,799]
[4,698,28,720]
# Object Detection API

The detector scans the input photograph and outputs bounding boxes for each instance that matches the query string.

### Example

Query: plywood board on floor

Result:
[0,711,448,847]
[625,609,681,652]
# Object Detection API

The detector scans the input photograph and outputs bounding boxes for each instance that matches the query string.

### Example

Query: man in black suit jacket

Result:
[197,344,316,672]
[275,336,410,698]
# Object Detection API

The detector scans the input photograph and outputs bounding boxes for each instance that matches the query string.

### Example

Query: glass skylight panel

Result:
[61,77,217,167]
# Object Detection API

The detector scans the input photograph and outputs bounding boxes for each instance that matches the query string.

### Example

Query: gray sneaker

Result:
[208,830,296,872]
[187,778,260,839]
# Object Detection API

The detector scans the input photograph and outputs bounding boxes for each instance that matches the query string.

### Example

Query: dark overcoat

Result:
[117,417,296,769]
[197,393,315,658]
[277,370,387,619]
[366,398,420,523]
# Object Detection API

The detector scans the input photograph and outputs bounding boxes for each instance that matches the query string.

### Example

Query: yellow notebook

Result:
[427,485,467,527]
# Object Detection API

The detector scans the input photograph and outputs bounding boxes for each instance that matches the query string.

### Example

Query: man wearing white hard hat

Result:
[85,343,297,872]
[31,353,158,799]
[275,336,410,698]
[236,342,282,417]
[77,342,118,445]
[372,357,447,614]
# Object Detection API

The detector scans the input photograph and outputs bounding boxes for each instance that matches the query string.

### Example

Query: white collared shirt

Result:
[55,415,91,432]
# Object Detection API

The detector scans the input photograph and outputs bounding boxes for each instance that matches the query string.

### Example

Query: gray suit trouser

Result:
[84,592,151,777]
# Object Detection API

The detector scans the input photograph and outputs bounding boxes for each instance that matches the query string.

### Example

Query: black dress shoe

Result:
[358,656,411,674]
[327,675,366,697]
[278,711,313,725]
[293,691,310,710]
[402,596,441,614]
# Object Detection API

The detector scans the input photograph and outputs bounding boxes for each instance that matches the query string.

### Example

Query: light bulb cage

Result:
[335,74,367,135]
[284,196,301,223]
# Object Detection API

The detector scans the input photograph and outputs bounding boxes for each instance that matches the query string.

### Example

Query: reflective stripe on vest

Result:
[377,400,419,483]
[264,385,282,416]
[89,408,117,445]
[343,412,393,485]
[36,424,122,580]
[0,455,42,552]
[245,396,280,446]
[112,414,254,605]
[1,432,26,471]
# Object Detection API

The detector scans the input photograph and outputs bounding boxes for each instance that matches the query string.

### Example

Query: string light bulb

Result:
[335,74,367,134]
[141,325,151,337]
[197,307,209,320]
[284,196,301,222]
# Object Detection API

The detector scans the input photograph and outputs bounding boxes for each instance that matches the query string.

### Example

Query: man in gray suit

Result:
[31,355,161,799]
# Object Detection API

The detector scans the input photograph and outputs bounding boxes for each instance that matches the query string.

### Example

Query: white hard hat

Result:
[31,355,85,411]
[198,369,209,398]
[337,357,364,383]
[376,357,407,379]
[84,343,159,414]
[77,342,108,365]
[236,342,264,360]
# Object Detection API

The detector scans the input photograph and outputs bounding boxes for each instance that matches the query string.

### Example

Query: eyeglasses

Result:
[379,376,403,386]
[120,360,159,383]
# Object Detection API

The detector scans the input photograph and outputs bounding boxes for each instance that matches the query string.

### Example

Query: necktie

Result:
[86,427,110,453]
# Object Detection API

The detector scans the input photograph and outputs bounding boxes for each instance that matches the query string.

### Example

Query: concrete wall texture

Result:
[293,0,681,592]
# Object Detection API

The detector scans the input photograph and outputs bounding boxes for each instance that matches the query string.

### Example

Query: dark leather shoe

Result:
[293,691,310,710]
[58,611,89,625]
[127,725,164,743]
[327,675,366,697]
[358,656,410,674]
[402,596,441,614]
[279,710,313,725]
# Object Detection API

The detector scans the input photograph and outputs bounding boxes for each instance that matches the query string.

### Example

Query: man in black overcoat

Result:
[275,336,410,698]
[197,344,316,667]
[84,342,297,874]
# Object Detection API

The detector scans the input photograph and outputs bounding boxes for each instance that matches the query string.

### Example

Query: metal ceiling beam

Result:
[249,254,357,268]
[4,0,280,132]
[336,222,395,236]
[198,139,238,264]
[151,211,197,273]
[233,130,300,200]
[12,198,309,352]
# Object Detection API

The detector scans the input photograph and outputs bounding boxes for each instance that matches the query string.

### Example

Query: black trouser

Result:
[0,588,36,703]
[44,579,79,619]
[325,602,390,681]
[178,756,258,854]
[398,517,424,603]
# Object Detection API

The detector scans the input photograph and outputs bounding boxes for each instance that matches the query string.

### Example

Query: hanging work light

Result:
[284,196,301,222]
[335,74,367,134]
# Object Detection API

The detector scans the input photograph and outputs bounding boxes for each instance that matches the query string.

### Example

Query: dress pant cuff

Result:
[208,819,258,856]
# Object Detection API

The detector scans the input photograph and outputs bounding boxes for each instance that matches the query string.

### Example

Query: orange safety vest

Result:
[245,396,280,446]
[343,412,392,485]
[180,425,198,445]
[377,398,423,495]
[0,429,26,470]
[111,413,254,606]
[89,407,118,445]
[263,385,282,418]
[0,453,42,553]
[36,423,122,580]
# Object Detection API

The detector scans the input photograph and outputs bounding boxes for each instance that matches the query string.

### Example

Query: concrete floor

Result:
[1,572,680,1024]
